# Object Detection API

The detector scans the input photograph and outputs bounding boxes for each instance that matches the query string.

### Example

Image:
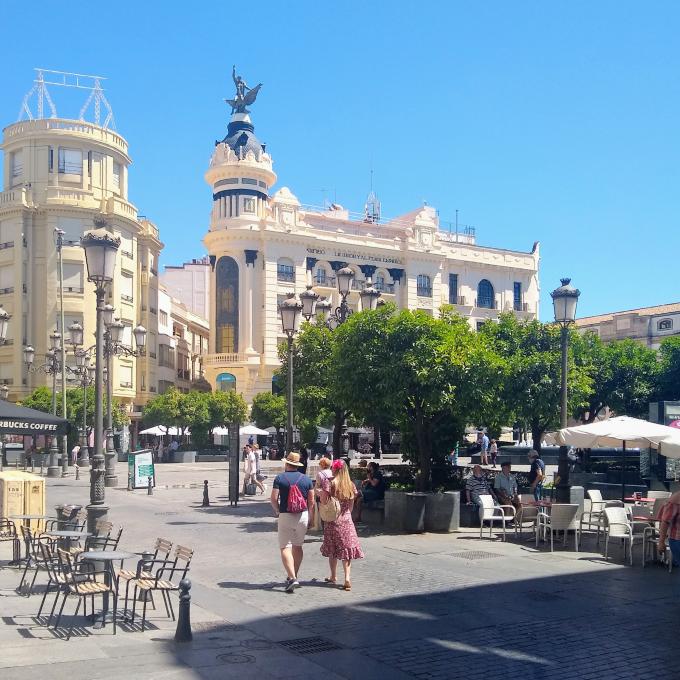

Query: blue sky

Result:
[2,2,679,319]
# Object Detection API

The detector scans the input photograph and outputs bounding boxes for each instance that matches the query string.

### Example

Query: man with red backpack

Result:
[270,452,315,593]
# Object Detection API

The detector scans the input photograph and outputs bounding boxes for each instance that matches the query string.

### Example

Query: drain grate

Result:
[279,636,343,655]
[448,550,502,561]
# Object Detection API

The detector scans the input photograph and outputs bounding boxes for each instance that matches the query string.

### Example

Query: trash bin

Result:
[404,492,427,533]
[54,504,82,531]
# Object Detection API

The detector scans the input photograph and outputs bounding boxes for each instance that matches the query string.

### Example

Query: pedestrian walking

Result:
[270,452,315,593]
[319,459,364,591]
[528,450,545,500]
[71,443,80,466]
[489,438,498,467]
[480,430,490,465]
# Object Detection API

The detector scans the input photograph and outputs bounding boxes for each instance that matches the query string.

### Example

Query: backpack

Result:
[286,473,308,513]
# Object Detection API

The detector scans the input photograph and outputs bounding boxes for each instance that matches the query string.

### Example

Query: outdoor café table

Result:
[10,514,58,563]
[624,497,656,504]
[80,550,135,628]
[45,530,91,552]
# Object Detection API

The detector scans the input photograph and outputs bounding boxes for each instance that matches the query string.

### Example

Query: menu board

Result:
[128,450,155,490]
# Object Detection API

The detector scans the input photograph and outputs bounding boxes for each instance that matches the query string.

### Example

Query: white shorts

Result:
[278,511,309,549]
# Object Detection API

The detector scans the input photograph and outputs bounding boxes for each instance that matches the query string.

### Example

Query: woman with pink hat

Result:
[318,459,364,591]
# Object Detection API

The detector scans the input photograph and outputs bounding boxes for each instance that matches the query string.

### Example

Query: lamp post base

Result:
[104,476,118,488]
[86,503,108,535]
[46,466,61,478]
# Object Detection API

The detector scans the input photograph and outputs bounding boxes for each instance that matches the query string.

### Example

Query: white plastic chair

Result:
[604,506,643,565]
[515,494,539,539]
[536,504,581,551]
[642,498,672,570]
[478,495,515,541]
[646,491,671,500]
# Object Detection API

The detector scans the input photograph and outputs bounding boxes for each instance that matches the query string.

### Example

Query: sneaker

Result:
[285,578,299,593]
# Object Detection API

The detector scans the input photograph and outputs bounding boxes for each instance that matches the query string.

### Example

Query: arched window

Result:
[314,266,327,285]
[216,372,236,392]
[417,274,432,297]
[277,258,295,283]
[215,256,239,352]
[477,279,495,309]
[658,318,673,331]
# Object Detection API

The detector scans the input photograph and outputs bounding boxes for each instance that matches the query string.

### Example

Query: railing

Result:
[417,287,433,298]
[513,301,529,312]
[0,242,14,250]
[3,119,129,152]
[203,353,249,365]
[0,287,14,295]
[150,307,157,315]
[475,298,498,310]
[313,275,336,287]
[277,271,295,283]
[46,186,92,203]
[375,282,395,294]
[0,188,29,207]
[64,286,84,294]
[351,280,366,291]
[177,369,191,380]
[451,296,468,306]
[107,196,138,221]
[121,250,133,259]
[119,381,133,389]
[58,161,83,174]
[121,294,134,303]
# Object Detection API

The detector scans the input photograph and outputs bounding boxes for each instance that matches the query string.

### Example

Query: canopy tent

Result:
[0,401,70,436]
[556,416,680,499]
[138,425,186,436]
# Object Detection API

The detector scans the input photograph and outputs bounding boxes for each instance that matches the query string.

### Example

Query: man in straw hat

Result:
[271,452,315,593]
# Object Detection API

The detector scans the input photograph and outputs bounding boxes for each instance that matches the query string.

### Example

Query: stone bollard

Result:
[147,476,153,495]
[202,480,210,507]
[75,465,80,481]
[174,579,193,642]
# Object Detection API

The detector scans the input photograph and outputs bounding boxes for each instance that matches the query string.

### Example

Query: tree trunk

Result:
[373,424,382,457]
[531,423,544,455]
[275,427,283,455]
[415,413,431,492]
[332,411,344,459]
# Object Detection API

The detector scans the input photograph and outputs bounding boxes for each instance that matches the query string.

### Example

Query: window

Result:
[217,372,236,392]
[118,230,133,259]
[243,197,255,213]
[277,261,295,283]
[121,321,133,347]
[11,151,23,179]
[314,267,327,285]
[449,274,458,305]
[159,310,168,325]
[120,272,134,303]
[158,380,174,395]
[417,274,432,297]
[477,279,495,309]
[58,148,82,175]
[0,266,13,294]
[159,343,175,369]
[148,331,157,358]
[658,319,673,331]
[112,161,121,191]
[216,256,239,353]
[241,178,258,185]
[513,282,522,311]
[62,263,84,293]
[375,274,385,291]
[119,364,133,389]
[57,217,83,245]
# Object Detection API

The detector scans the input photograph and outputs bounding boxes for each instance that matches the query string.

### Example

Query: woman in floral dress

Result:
[320,459,364,590]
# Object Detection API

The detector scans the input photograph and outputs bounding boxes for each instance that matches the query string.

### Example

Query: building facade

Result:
[0,80,165,439]
[576,303,680,349]
[202,85,540,402]
[160,257,211,319]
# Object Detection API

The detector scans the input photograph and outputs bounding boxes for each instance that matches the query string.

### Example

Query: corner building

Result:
[203,103,540,401]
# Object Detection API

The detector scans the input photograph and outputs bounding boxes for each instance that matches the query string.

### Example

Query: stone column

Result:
[388,268,405,308]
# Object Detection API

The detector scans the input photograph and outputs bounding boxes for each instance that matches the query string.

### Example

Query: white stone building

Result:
[160,257,210,319]
[202,87,540,402]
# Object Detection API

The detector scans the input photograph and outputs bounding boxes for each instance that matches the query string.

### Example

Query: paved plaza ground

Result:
[1,460,678,679]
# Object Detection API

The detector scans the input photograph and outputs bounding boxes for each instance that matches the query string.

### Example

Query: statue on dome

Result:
[226,65,262,114]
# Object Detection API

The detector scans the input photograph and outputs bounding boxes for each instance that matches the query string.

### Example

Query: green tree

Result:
[251,391,286,449]
[479,314,592,452]
[20,386,53,413]
[574,334,658,422]
[207,390,248,429]
[656,336,680,401]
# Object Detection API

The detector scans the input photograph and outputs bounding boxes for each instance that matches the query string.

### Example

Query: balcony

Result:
[122,250,133,259]
[475,298,498,310]
[450,295,469,307]
[313,275,336,288]
[121,294,134,304]
[277,271,295,283]
[0,287,14,295]
[177,369,191,381]
[203,352,249,365]
[119,381,133,389]
[0,241,14,250]
[417,286,433,298]
[375,282,395,294]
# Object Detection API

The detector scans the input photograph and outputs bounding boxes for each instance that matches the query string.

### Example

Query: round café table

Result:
[80,550,136,628]
[46,530,91,552]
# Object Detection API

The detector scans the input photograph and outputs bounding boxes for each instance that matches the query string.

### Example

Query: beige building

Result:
[202,84,540,402]
[0,77,164,440]
[160,257,211,319]
[576,302,680,349]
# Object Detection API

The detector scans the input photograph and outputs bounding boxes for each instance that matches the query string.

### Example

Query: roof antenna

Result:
[364,163,380,223]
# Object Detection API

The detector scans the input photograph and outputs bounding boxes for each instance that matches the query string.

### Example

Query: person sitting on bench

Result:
[353,462,386,521]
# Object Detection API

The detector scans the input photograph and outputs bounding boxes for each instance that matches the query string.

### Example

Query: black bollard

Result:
[147,476,153,495]
[202,480,210,507]
[75,465,80,481]
[174,578,193,642]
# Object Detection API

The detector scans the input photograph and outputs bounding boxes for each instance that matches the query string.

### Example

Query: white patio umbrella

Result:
[139,425,185,436]
[556,416,680,499]
[239,424,270,436]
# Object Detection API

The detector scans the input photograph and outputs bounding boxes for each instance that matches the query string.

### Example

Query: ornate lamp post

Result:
[279,294,302,454]
[101,316,145,487]
[551,277,581,503]
[299,285,319,321]
[359,284,382,312]
[0,306,10,345]
[23,334,63,477]
[72,347,94,468]
[81,225,120,532]
[0,383,8,469]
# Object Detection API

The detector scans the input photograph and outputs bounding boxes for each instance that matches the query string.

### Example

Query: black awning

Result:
[0,401,71,436]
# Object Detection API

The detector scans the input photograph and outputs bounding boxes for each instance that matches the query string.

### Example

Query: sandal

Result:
[343,581,351,591]
[324,577,336,584]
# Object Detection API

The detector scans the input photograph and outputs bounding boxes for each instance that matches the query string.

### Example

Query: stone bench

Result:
[361,499,385,527]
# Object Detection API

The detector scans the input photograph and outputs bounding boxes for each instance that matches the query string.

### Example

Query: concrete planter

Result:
[384,490,409,531]
[404,492,428,533]
[117,452,129,463]
[424,491,460,533]
[169,450,196,464]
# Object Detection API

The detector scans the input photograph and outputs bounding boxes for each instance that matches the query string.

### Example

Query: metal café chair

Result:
[128,545,194,631]
[18,528,54,596]
[54,549,117,640]
[0,518,20,563]
[603,506,643,566]
[117,537,173,609]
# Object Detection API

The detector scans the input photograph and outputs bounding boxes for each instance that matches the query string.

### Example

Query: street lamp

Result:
[81,225,120,532]
[280,294,302,454]
[551,277,581,503]
[299,285,319,321]
[359,284,382,311]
